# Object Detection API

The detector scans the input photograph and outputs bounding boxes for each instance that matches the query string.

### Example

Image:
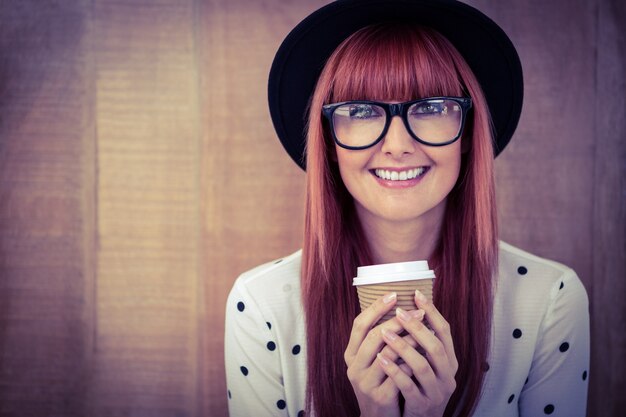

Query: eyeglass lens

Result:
[332,99,463,148]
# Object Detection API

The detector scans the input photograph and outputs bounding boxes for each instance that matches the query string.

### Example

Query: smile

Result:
[373,167,427,181]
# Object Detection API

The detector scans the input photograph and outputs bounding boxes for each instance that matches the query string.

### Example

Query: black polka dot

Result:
[266,322,272,329]
[267,341,276,351]
[292,344,301,355]
[228,390,231,399]
[517,266,528,275]
[582,370,588,381]
[559,342,569,352]
[508,394,515,404]
[544,404,555,414]
[277,399,286,409]
[237,302,245,312]
[513,328,523,338]
[297,411,305,417]
[482,361,490,372]
[275,259,283,264]
[525,377,529,385]
[240,366,248,376]
[559,281,564,290]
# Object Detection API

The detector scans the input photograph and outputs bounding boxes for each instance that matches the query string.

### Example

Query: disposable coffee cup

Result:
[353,260,435,324]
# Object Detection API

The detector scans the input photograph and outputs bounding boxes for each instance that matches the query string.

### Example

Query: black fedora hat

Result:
[268,0,524,170]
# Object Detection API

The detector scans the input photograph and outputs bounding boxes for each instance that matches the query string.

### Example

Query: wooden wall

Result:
[0,0,623,416]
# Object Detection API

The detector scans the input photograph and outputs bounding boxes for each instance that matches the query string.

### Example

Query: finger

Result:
[345,292,397,365]
[379,333,419,363]
[395,306,455,380]
[414,290,458,371]
[351,314,412,382]
[398,362,413,377]
[376,352,426,409]
[381,326,438,390]
[377,372,400,399]
[378,313,423,363]
[367,312,423,385]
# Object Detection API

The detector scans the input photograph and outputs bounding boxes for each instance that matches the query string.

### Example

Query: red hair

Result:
[302,24,498,416]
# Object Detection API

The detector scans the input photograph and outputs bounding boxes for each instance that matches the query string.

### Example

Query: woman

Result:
[224,1,589,416]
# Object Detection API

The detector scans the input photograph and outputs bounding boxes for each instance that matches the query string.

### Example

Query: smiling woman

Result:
[224,1,590,417]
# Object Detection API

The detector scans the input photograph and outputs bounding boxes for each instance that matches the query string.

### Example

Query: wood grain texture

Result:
[91,1,200,416]
[590,0,626,414]
[0,1,94,416]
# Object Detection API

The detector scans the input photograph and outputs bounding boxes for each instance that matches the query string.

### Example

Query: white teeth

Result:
[374,167,426,181]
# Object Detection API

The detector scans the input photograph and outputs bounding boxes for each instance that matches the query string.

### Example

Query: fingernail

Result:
[415,289,428,304]
[381,328,398,341]
[395,307,411,322]
[376,352,390,366]
[411,309,425,321]
[383,292,397,304]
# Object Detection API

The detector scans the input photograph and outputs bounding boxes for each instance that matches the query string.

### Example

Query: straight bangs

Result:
[328,24,465,104]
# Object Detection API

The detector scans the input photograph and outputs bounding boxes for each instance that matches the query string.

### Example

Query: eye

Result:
[348,104,382,119]
[412,101,447,116]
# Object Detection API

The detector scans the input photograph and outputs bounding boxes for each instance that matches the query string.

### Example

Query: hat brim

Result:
[268,0,523,170]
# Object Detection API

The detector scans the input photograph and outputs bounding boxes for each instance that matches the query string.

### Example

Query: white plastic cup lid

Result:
[353,260,435,286]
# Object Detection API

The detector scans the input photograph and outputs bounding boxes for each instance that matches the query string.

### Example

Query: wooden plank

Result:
[0,1,94,416]
[590,0,626,415]
[91,1,200,416]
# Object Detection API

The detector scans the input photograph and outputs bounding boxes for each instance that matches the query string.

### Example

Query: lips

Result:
[373,167,428,181]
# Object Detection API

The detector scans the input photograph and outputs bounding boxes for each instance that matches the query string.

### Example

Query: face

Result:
[335,108,463,227]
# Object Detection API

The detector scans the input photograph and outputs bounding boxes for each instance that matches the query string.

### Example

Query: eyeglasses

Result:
[322,97,472,150]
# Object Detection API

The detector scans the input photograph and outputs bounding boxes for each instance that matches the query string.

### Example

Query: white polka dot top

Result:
[224,241,590,416]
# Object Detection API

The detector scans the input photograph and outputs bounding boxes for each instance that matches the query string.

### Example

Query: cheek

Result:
[334,147,375,201]
[428,144,463,191]
[335,147,370,177]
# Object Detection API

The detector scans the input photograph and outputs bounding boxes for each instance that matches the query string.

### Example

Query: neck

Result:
[357,202,446,265]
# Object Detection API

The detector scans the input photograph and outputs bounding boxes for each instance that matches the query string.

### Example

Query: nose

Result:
[380,115,417,157]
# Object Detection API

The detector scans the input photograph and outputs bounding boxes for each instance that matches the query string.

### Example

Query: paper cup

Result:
[353,260,435,323]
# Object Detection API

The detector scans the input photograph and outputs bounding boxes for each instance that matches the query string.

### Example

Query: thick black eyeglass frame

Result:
[321,96,473,150]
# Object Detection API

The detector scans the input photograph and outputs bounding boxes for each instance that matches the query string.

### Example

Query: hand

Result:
[344,292,425,417]
[377,290,458,417]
